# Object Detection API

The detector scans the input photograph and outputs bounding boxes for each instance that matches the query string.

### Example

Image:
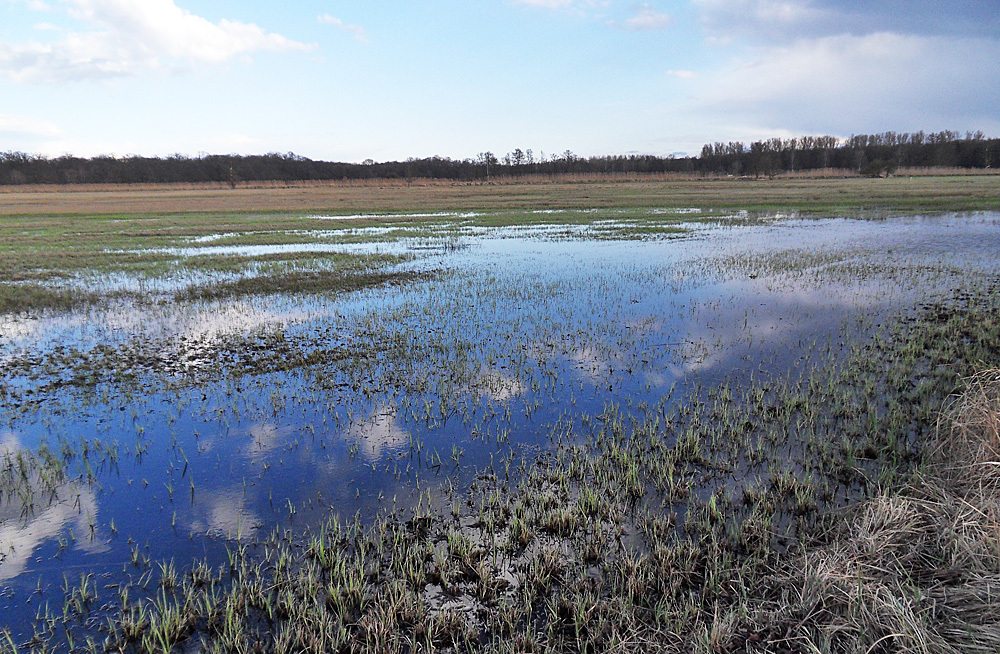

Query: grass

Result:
[0,284,99,312]
[174,268,429,302]
[0,209,424,310]
[731,369,1000,653]
[2,174,997,312]
[1,173,999,217]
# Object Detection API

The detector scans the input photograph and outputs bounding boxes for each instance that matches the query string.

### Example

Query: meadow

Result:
[1,170,999,216]
[1,174,999,653]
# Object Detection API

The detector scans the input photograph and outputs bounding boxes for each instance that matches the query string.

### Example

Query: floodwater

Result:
[1,212,998,635]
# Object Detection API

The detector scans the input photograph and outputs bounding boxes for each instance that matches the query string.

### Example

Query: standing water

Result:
[1,212,999,640]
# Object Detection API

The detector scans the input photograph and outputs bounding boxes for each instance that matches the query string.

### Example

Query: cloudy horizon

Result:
[2,0,997,162]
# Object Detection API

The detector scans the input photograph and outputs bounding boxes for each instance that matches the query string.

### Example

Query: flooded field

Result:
[2,210,999,652]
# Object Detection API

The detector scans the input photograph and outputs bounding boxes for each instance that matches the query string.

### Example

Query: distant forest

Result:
[1,130,997,186]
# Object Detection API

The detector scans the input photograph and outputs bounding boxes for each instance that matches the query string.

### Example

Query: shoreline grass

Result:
[732,369,1000,653]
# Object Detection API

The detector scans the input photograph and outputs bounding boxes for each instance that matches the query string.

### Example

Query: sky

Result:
[1,0,998,162]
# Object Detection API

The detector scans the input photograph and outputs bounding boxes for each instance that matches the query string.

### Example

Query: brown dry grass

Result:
[737,370,1000,654]
[0,171,997,216]
[931,369,1000,493]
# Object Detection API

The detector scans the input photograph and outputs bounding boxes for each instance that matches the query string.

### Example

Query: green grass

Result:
[2,174,997,308]
[174,268,430,302]
[0,284,99,312]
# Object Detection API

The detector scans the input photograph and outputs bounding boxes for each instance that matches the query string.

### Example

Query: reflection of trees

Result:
[0,432,105,581]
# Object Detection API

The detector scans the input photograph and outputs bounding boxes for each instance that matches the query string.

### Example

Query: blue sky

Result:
[1,0,998,162]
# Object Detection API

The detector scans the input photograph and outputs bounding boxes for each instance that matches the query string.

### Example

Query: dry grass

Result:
[736,370,1000,654]
[931,369,1000,493]
[0,172,997,216]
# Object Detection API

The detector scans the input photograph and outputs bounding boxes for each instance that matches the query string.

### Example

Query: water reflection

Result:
[2,212,1000,636]
[0,432,105,582]
[246,422,295,461]
[474,369,526,403]
[343,408,410,461]
[186,488,260,541]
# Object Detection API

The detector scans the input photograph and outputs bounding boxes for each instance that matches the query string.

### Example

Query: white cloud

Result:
[694,0,829,41]
[0,0,313,82]
[694,0,1000,42]
[615,4,671,31]
[317,14,369,44]
[692,32,1000,136]
[515,0,577,7]
[665,69,696,79]
[0,113,62,136]
[683,0,1000,141]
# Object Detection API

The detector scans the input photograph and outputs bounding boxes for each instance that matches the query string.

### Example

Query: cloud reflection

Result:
[474,369,527,403]
[186,489,260,541]
[244,422,295,463]
[0,432,105,582]
[343,408,410,461]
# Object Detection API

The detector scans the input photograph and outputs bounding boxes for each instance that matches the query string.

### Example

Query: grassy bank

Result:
[736,368,1000,653]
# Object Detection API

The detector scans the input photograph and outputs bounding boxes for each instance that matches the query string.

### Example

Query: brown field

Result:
[0,169,997,216]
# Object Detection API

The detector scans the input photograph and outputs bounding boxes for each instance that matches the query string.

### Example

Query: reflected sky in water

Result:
[1,212,999,634]
[0,431,106,582]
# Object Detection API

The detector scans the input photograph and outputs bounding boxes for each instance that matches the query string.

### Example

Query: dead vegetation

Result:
[0,173,997,216]
[735,369,1000,654]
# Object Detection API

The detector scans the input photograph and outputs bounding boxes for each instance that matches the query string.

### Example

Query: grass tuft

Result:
[734,369,1000,654]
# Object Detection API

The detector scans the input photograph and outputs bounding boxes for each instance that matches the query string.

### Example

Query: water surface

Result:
[1,212,998,635]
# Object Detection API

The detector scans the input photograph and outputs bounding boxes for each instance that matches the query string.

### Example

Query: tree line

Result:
[1,130,996,186]
[698,131,997,178]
